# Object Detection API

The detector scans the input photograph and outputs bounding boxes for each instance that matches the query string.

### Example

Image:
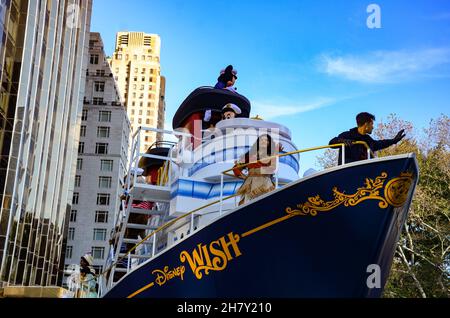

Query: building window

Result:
[146,119,151,125]
[93,97,104,105]
[78,142,84,154]
[91,247,105,260]
[100,160,113,171]
[134,68,138,74]
[96,69,105,76]
[72,193,79,205]
[66,246,73,259]
[116,54,122,60]
[95,143,108,154]
[94,81,105,92]
[97,193,110,206]
[74,175,81,187]
[98,176,112,188]
[93,229,107,241]
[70,210,77,222]
[82,109,88,121]
[90,54,99,64]
[138,118,142,124]
[141,77,145,82]
[68,227,75,240]
[98,111,111,122]
[77,158,83,170]
[97,126,110,138]
[80,125,86,137]
[95,211,109,223]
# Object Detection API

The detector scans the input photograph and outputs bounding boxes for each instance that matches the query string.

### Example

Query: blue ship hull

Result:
[104,154,418,298]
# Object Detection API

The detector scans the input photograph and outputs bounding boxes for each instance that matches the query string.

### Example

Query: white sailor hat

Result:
[222,103,242,115]
[81,253,94,266]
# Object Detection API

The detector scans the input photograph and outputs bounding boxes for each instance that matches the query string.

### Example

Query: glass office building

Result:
[0,0,92,286]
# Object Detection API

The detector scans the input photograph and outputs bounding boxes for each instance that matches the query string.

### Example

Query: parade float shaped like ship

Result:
[99,87,419,298]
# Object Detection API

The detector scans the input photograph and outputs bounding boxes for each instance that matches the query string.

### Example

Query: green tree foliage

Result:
[317,114,450,297]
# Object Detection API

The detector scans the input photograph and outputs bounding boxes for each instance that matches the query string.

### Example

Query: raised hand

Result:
[394,129,406,143]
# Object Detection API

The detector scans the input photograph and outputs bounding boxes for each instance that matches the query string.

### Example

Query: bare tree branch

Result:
[398,246,427,298]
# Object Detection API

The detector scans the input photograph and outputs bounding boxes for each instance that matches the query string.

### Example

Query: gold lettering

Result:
[180,232,242,280]
[201,244,213,267]
[180,243,206,279]
[219,232,242,260]
[209,239,228,269]
[152,265,185,286]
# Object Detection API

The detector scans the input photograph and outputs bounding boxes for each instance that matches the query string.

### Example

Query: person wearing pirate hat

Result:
[214,65,238,92]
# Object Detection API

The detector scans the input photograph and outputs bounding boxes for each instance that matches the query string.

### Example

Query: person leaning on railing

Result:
[233,134,282,206]
[329,112,406,165]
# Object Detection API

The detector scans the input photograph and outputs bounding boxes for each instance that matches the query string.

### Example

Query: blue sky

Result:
[91,0,450,174]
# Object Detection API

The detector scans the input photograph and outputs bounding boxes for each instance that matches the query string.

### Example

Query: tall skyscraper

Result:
[109,31,164,153]
[0,0,92,287]
[63,32,130,284]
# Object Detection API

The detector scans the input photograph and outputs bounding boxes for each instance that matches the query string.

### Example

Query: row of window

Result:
[131,109,155,116]
[115,53,154,61]
[66,246,104,260]
[74,176,112,188]
[130,117,154,125]
[82,110,111,121]
[126,92,156,99]
[78,142,109,155]
[129,101,154,108]
[72,193,111,206]
[69,210,108,223]
[80,126,110,138]
[76,159,113,171]
[67,228,108,241]
[130,84,154,91]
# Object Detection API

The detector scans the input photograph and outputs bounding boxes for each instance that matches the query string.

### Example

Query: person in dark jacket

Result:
[329,112,405,165]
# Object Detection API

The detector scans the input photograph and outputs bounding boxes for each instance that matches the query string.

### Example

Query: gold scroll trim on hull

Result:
[286,172,414,217]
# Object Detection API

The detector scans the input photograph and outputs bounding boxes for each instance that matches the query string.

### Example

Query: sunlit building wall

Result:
[0,0,92,286]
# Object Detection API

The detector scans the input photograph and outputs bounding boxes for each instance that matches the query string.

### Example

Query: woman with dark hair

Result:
[77,254,98,298]
[233,134,281,205]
